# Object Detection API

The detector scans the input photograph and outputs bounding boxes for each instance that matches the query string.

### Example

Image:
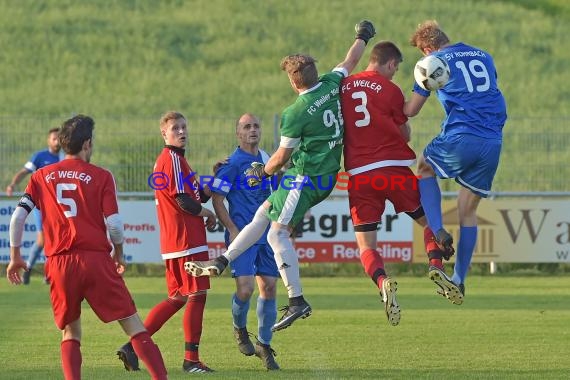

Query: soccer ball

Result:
[414,55,450,91]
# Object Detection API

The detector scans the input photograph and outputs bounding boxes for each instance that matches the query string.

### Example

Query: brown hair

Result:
[409,20,450,51]
[159,111,185,130]
[48,127,60,135]
[369,41,403,65]
[280,54,318,89]
[59,115,94,155]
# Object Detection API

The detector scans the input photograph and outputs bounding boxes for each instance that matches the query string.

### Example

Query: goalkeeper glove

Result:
[245,162,269,187]
[355,20,376,45]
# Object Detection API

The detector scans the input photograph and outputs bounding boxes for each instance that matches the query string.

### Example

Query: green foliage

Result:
[1,276,569,378]
[0,0,569,191]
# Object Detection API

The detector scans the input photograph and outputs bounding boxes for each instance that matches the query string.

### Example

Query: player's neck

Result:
[240,144,259,156]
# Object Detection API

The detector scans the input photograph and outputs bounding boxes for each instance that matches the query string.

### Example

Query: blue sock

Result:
[27,243,43,269]
[231,293,250,329]
[418,177,443,233]
[256,297,277,345]
[452,226,478,285]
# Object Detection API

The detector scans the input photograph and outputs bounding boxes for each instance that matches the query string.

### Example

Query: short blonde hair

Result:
[409,20,450,51]
[280,54,318,89]
[159,111,185,130]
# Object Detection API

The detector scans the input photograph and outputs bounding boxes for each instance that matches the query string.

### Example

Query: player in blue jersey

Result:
[210,113,280,370]
[6,127,63,285]
[404,20,507,304]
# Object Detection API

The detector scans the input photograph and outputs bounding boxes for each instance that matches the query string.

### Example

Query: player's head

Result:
[235,113,261,147]
[59,115,95,162]
[409,20,450,55]
[368,41,403,80]
[47,127,61,153]
[160,111,187,148]
[280,54,318,92]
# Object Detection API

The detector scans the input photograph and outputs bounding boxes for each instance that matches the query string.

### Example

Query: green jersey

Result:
[280,69,346,176]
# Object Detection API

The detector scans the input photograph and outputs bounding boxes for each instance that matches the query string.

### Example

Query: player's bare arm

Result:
[6,168,31,196]
[263,147,293,176]
[403,92,429,117]
[336,20,375,75]
[212,193,240,242]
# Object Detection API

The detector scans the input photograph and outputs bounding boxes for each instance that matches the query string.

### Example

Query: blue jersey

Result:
[428,43,507,139]
[24,149,62,172]
[212,147,271,245]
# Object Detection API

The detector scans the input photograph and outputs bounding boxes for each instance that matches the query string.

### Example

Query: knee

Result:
[259,280,277,299]
[417,156,435,177]
[236,284,254,300]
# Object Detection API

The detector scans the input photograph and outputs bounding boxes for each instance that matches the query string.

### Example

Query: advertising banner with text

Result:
[0,199,414,264]
[412,199,570,263]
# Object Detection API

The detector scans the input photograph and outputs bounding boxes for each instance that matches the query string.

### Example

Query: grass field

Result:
[1,275,569,379]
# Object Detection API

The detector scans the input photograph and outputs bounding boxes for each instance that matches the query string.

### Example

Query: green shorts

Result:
[267,169,337,227]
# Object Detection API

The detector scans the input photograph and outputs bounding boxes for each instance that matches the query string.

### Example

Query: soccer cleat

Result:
[117,342,140,371]
[271,302,312,332]
[22,269,31,285]
[429,266,464,305]
[183,360,214,373]
[381,277,401,326]
[184,256,228,277]
[435,229,455,260]
[255,341,280,370]
[458,283,466,297]
[233,327,255,356]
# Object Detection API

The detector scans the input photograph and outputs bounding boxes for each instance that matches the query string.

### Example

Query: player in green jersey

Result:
[186,20,376,332]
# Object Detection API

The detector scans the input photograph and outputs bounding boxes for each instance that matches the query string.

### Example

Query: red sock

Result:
[61,339,81,380]
[360,249,386,289]
[144,298,185,335]
[131,331,168,380]
[184,293,207,362]
[424,227,443,269]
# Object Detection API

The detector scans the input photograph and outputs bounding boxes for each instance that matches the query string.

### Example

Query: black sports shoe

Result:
[271,302,312,332]
[435,229,455,259]
[22,269,31,285]
[255,341,280,370]
[458,283,465,297]
[117,342,140,371]
[380,277,400,326]
[184,256,228,277]
[233,327,255,356]
[183,360,214,373]
[428,266,464,305]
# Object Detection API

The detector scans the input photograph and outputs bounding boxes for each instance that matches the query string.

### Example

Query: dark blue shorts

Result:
[423,134,502,198]
[230,244,279,278]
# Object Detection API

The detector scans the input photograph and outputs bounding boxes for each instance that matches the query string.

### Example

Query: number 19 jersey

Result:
[279,69,346,176]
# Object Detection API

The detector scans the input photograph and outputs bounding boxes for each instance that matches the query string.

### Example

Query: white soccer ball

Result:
[414,55,450,91]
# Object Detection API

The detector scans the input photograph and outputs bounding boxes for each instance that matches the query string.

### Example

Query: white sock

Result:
[267,227,302,298]
[223,206,270,262]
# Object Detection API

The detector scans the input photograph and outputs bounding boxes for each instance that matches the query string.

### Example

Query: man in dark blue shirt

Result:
[6,127,63,284]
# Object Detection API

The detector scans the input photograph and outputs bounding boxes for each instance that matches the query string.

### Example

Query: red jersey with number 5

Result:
[25,158,118,256]
[340,71,416,175]
[154,147,207,259]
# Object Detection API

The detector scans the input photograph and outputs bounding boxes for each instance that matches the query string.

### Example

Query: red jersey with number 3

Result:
[154,147,207,259]
[25,158,118,256]
[340,71,416,175]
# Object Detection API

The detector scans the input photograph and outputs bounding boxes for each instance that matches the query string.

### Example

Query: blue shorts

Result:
[230,244,279,278]
[423,134,502,198]
[33,209,43,232]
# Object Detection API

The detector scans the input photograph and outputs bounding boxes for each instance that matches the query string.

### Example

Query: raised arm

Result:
[335,20,376,75]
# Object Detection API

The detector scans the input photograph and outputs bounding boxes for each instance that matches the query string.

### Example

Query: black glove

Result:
[355,20,376,45]
[245,162,269,187]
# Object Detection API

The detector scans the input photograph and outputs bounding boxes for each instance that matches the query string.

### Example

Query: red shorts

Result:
[348,166,421,226]
[45,252,137,330]
[165,252,210,297]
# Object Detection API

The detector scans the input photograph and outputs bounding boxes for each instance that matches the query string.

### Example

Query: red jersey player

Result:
[6,115,167,380]
[117,111,217,374]
[340,41,454,326]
